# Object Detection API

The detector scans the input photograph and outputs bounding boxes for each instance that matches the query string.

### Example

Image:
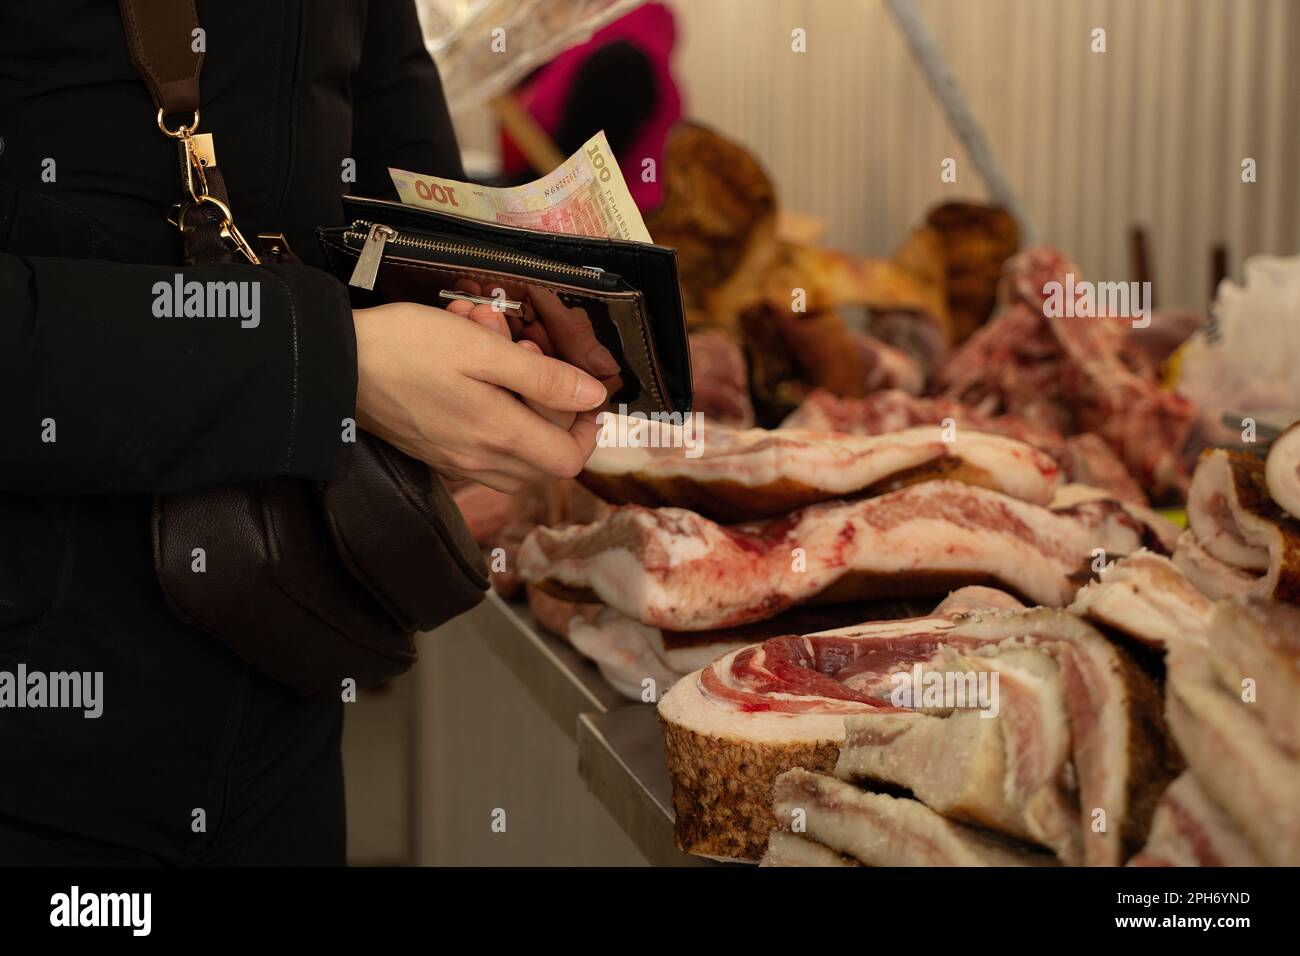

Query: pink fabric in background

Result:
[499,2,682,210]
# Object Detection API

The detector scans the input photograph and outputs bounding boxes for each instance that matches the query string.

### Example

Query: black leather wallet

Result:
[318,195,692,415]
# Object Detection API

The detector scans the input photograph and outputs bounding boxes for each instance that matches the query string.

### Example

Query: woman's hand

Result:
[353,302,606,493]
[446,279,624,399]
[443,289,577,431]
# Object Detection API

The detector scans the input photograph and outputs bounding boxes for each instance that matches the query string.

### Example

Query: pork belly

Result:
[835,643,1083,863]
[1265,420,1300,521]
[782,389,1148,506]
[524,585,602,639]
[1205,596,1300,754]
[581,419,1062,523]
[1128,772,1262,867]
[1172,530,1259,600]
[658,587,1023,859]
[1050,484,1180,552]
[946,609,1180,865]
[1185,448,1300,603]
[520,481,1160,631]
[782,389,1069,459]
[772,769,1057,867]
[759,829,863,867]
[1166,643,1300,865]
[1069,549,1212,650]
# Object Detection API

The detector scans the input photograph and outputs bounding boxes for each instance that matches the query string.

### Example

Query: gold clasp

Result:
[185,194,262,265]
[179,133,216,204]
[157,107,259,265]
[157,108,200,138]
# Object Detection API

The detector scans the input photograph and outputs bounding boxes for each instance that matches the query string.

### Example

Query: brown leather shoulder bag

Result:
[119,0,488,695]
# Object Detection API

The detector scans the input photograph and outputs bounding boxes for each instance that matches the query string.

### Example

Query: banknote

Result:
[389,131,652,243]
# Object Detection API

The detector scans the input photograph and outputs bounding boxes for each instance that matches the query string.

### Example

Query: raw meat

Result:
[524,585,601,639]
[658,587,1022,859]
[933,246,1195,500]
[1069,549,1212,651]
[1265,421,1300,521]
[771,770,1057,867]
[659,595,1174,863]
[520,481,1164,631]
[564,600,928,702]
[1128,772,1262,867]
[1049,484,1180,553]
[687,331,754,428]
[759,829,863,867]
[835,643,1082,863]
[1206,596,1300,754]
[1172,530,1259,600]
[1062,434,1148,507]
[456,479,609,598]
[944,609,1179,866]
[1165,642,1300,865]
[783,389,1147,505]
[567,608,684,701]
[782,389,1064,457]
[1185,448,1300,603]
[581,418,1062,522]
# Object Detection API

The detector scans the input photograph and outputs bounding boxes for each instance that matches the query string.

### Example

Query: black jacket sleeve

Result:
[0,253,357,495]
[350,0,465,196]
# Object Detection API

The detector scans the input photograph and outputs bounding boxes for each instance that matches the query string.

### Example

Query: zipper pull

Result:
[348,223,397,290]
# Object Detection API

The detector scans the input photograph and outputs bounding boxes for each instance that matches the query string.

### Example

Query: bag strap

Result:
[118,0,203,117]
[118,0,268,265]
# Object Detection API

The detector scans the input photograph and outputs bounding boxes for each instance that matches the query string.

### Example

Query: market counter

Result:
[412,593,712,866]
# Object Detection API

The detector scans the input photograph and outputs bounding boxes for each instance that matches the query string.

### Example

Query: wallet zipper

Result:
[345,220,605,290]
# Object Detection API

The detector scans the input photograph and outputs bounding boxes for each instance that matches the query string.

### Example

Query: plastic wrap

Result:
[1176,255,1300,447]
[417,0,644,112]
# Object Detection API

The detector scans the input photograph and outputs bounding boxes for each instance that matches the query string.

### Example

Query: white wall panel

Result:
[662,0,1298,308]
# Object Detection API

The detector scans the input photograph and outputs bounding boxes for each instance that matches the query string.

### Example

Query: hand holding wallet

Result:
[319,194,694,416]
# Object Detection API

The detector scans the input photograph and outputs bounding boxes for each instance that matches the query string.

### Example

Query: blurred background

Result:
[448,0,1299,311]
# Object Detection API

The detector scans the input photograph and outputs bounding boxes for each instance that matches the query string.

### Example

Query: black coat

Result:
[0,0,462,863]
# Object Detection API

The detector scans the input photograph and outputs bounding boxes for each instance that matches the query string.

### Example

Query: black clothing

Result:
[553,41,658,163]
[0,0,462,864]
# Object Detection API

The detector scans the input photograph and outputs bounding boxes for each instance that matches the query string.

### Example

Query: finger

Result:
[469,335,607,411]
[519,321,554,355]
[468,302,511,338]
[463,471,526,495]
[598,371,624,400]
[516,340,577,429]
[528,287,620,377]
[479,389,598,479]
[445,279,484,318]
[567,409,602,462]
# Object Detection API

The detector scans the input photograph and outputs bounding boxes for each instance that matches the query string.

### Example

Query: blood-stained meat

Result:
[520,481,1161,631]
